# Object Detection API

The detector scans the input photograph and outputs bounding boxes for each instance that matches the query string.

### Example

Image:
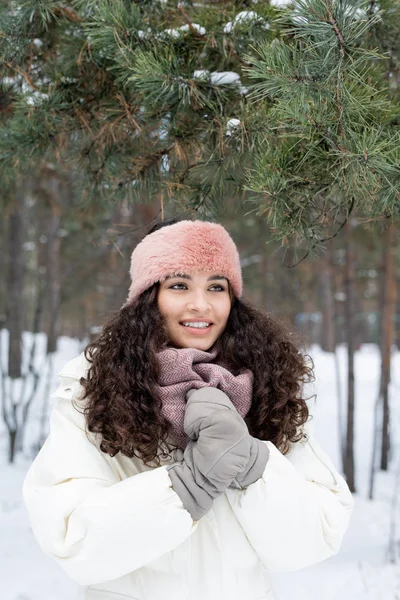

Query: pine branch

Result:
[177,3,206,38]
[284,196,355,267]
[326,2,346,58]
[54,5,79,22]
[4,62,40,92]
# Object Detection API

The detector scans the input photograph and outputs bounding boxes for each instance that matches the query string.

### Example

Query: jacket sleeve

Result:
[22,376,197,586]
[224,419,354,572]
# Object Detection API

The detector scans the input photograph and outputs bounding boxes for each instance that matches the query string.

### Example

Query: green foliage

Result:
[0,0,399,247]
[243,0,400,246]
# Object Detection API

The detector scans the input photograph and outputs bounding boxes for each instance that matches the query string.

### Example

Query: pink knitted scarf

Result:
[155,346,253,449]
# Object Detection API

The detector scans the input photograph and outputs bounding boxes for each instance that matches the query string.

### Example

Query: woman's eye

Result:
[169,283,225,291]
[170,283,187,290]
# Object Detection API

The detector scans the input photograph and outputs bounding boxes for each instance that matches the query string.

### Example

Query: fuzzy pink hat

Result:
[126,220,242,304]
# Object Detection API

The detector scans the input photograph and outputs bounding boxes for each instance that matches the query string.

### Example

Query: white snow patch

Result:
[26,91,49,106]
[137,28,152,39]
[163,28,181,39]
[23,241,36,251]
[193,70,243,89]
[193,69,210,80]
[270,0,293,7]
[224,10,270,33]
[226,118,241,136]
[210,71,241,85]
[162,23,206,38]
[1,76,17,86]
[291,3,378,24]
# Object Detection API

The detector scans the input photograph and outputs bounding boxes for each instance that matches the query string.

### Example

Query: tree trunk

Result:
[335,346,345,473]
[326,246,345,472]
[38,170,62,355]
[5,184,25,463]
[7,186,25,379]
[320,241,335,352]
[344,221,356,492]
[380,222,397,470]
[0,200,7,328]
[46,200,61,354]
[9,428,17,463]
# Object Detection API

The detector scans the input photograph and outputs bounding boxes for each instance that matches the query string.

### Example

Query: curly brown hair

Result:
[78,283,314,468]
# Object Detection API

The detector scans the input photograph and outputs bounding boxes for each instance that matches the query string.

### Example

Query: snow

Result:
[193,69,210,80]
[224,21,235,34]
[223,10,270,33]
[25,91,49,106]
[272,343,400,599]
[1,77,15,86]
[211,72,241,85]
[0,333,84,600]
[290,2,379,24]
[226,118,241,136]
[1,335,400,599]
[23,241,36,251]
[270,0,294,7]
[193,70,245,91]
[0,460,81,600]
[162,23,206,38]
[137,28,152,39]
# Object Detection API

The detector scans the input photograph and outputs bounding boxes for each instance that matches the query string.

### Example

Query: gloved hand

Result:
[166,387,269,521]
[167,387,251,521]
[185,388,269,491]
[232,434,270,489]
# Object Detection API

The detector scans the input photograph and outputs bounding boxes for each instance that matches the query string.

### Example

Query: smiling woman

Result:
[157,271,232,351]
[23,219,354,600]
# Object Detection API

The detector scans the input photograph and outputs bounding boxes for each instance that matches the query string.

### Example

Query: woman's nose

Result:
[186,292,211,313]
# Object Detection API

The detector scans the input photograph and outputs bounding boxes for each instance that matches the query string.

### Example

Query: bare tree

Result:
[1,173,65,461]
[2,184,25,462]
[343,221,356,492]
[35,168,63,450]
[380,222,397,470]
[320,242,335,352]
[369,222,397,499]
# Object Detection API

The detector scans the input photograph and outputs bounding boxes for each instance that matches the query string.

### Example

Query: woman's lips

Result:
[180,323,213,335]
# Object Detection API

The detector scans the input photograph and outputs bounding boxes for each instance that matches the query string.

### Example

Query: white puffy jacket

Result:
[23,353,354,600]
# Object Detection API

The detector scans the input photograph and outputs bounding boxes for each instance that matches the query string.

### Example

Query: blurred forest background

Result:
[1,195,399,349]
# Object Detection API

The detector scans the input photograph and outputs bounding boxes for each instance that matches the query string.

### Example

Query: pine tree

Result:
[244,0,400,256]
[1,0,399,248]
[0,0,273,214]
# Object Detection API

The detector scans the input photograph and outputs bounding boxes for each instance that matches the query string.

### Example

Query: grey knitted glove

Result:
[185,388,269,491]
[232,434,270,490]
[166,387,252,521]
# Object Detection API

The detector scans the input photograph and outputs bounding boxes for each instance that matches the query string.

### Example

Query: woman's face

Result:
[157,271,232,351]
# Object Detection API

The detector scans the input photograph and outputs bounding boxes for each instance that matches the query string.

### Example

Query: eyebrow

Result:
[165,273,228,282]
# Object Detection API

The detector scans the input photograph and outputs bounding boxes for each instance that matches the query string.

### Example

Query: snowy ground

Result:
[1,336,400,600]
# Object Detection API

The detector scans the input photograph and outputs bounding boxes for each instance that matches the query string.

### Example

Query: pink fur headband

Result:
[126,220,243,304]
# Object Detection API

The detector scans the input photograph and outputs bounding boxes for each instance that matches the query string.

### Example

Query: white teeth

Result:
[182,322,211,329]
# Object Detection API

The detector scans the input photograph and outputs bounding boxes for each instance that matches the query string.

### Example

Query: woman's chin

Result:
[168,325,221,351]
[171,337,216,351]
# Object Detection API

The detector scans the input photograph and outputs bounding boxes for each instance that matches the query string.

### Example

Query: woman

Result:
[23,219,354,600]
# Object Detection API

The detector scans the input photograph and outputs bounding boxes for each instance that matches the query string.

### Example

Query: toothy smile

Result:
[181,322,213,328]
